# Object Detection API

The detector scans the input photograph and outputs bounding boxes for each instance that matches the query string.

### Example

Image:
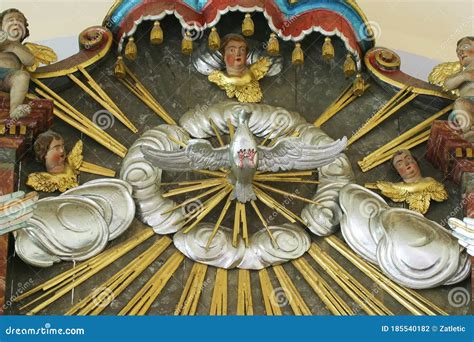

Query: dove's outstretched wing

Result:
[257,136,347,172]
[24,42,58,72]
[141,139,230,171]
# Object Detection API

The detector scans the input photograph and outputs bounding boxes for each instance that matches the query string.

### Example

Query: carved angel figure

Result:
[193,33,281,103]
[0,9,56,119]
[141,108,347,203]
[429,36,474,141]
[366,149,447,214]
[27,137,83,193]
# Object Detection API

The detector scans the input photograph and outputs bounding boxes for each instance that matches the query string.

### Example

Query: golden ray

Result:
[309,243,393,315]
[253,182,320,206]
[206,192,234,249]
[258,268,282,315]
[183,186,233,233]
[209,118,225,147]
[175,262,208,315]
[226,118,235,140]
[358,104,452,171]
[272,265,311,315]
[232,200,241,247]
[314,82,370,127]
[292,257,354,315]
[117,63,176,125]
[20,230,158,314]
[359,130,431,172]
[15,229,156,303]
[240,202,249,246]
[27,89,127,158]
[119,251,185,315]
[79,161,116,177]
[210,268,228,315]
[250,200,277,246]
[163,183,227,215]
[255,170,316,178]
[253,186,299,224]
[66,237,171,315]
[348,86,419,146]
[68,73,138,133]
[253,178,320,185]
[162,178,226,198]
[237,269,253,315]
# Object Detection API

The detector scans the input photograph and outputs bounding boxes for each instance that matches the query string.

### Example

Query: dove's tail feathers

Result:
[232,182,257,203]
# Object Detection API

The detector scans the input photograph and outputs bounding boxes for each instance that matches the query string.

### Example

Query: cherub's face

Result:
[456,38,474,67]
[393,152,421,182]
[2,12,26,42]
[45,138,66,173]
[224,40,247,69]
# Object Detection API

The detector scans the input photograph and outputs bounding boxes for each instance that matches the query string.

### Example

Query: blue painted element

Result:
[104,0,374,52]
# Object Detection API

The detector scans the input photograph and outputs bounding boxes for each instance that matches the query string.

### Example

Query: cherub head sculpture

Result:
[0,8,29,43]
[392,149,421,183]
[34,130,66,174]
[456,36,474,68]
[220,34,248,77]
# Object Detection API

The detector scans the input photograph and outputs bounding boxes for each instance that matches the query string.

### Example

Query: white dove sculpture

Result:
[141,109,347,203]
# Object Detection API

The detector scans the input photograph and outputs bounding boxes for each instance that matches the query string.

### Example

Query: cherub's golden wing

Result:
[428,61,462,95]
[208,71,236,98]
[375,181,409,202]
[234,81,263,103]
[24,42,58,72]
[250,57,271,80]
[26,172,55,192]
[405,192,430,214]
[425,181,448,202]
[67,140,84,171]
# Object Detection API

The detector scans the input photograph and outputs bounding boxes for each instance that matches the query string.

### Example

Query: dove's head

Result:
[235,107,252,125]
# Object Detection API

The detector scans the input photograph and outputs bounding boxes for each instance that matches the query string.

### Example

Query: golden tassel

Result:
[242,14,254,37]
[208,27,220,52]
[343,54,356,77]
[292,43,304,66]
[124,37,137,61]
[150,21,163,45]
[353,74,365,97]
[182,31,193,55]
[114,56,126,79]
[266,33,279,56]
[322,37,335,61]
